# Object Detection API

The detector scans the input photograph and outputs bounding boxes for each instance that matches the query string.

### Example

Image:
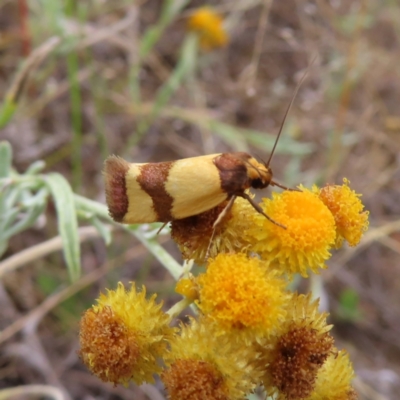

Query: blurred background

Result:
[0,0,399,399]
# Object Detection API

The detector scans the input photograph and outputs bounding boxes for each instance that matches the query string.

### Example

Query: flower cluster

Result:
[79,8,368,395]
[79,177,367,398]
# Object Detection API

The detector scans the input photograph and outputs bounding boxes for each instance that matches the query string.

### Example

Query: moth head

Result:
[246,158,273,189]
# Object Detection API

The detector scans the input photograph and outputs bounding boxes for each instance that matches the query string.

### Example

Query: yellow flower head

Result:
[187,7,228,50]
[79,283,174,386]
[171,197,255,264]
[319,179,369,248]
[162,318,261,400]
[197,253,288,341]
[247,188,337,277]
[260,293,334,399]
[306,350,357,400]
[214,196,258,255]
[175,275,199,301]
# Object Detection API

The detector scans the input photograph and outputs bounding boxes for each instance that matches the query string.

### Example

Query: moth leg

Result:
[205,195,237,259]
[271,180,301,192]
[156,221,169,235]
[213,195,236,229]
[239,192,287,229]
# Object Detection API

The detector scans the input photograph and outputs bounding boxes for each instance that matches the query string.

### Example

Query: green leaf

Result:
[0,240,7,258]
[208,120,249,152]
[20,187,49,207]
[0,141,12,178]
[24,160,46,175]
[4,185,24,209]
[0,203,19,234]
[0,98,17,129]
[245,129,313,155]
[337,288,362,322]
[2,203,46,240]
[152,34,198,117]
[203,120,313,156]
[74,194,110,220]
[1,187,49,240]
[45,173,81,281]
[0,207,19,230]
[89,216,112,246]
[0,185,18,257]
[139,0,189,58]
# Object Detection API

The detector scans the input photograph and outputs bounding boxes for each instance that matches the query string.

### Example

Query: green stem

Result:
[167,297,193,318]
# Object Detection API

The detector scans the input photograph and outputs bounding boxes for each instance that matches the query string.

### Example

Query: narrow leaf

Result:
[152,34,198,118]
[0,207,19,238]
[90,216,112,246]
[0,141,12,178]
[46,173,81,281]
[25,160,46,175]
[0,240,7,258]
[0,98,17,129]
[3,203,46,240]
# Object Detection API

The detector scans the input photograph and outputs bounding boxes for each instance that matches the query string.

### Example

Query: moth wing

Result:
[105,154,227,223]
[124,163,158,223]
[165,154,228,219]
[104,156,158,223]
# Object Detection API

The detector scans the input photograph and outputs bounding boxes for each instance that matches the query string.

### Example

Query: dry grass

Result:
[0,0,399,399]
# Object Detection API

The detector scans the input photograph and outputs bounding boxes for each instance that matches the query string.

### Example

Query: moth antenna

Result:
[266,54,318,167]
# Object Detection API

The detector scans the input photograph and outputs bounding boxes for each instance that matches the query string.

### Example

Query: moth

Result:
[104,151,286,228]
[104,62,311,229]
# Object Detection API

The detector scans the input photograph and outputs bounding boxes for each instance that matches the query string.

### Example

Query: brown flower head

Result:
[79,283,174,386]
[259,293,334,399]
[162,318,261,400]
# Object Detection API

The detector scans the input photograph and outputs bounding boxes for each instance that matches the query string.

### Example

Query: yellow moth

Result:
[104,151,286,227]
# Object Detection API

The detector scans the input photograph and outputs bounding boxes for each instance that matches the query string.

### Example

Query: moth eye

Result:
[251,178,267,189]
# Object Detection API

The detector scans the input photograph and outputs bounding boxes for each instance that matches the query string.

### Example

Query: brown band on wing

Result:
[137,162,174,222]
[103,156,130,222]
[214,152,251,195]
